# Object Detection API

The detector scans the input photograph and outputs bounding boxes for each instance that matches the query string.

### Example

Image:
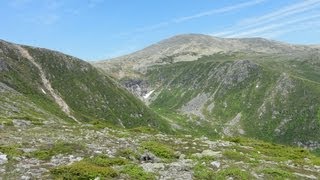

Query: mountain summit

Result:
[94,34,314,78]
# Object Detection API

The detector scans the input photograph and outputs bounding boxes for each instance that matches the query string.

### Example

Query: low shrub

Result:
[121,164,155,180]
[141,141,177,159]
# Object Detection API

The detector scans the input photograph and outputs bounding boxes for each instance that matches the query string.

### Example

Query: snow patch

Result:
[41,88,47,94]
[143,90,155,99]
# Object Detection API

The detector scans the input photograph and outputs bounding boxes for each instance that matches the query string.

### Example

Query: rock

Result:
[161,159,194,180]
[12,119,31,128]
[202,150,221,157]
[20,175,31,180]
[179,154,186,160]
[293,172,317,180]
[174,151,182,158]
[192,150,222,159]
[140,151,159,163]
[0,59,8,72]
[22,148,37,153]
[141,163,165,172]
[210,161,221,168]
[170,160,193,171]
[123,79,149,100]
[0,167,5,174]
[0,153,8,165]
[50,154,83,166]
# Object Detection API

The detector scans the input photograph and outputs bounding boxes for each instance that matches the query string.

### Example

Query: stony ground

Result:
[0,121,320,179]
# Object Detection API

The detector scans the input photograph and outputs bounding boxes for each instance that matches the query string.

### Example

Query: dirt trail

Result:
[14,45,80,124]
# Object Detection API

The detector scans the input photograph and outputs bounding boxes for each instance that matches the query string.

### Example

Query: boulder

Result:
[0,153,8,165]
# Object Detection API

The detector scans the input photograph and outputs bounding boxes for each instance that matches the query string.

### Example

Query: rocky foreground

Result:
[0,121,320,179]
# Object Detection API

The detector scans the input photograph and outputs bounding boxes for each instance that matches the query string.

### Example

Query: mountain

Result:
[0,39,170,130]
[93,34,320,148]
[94,34,313,79]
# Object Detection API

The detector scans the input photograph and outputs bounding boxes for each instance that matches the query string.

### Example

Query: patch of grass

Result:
[89,119,117,130]
[85,155,128,167]
[225,137,320,164]
[121,164,156,180]
[0,119,14,126]
[193,163,215,179]
[0,145,23,159]
[50,160,118,179]
[129,126,159,134]
[116,148,139,160]
[262,168,294,179]
[311,148,320,157]
[141,141,177,159]
[191,154,215,164]
[215,167,251,179]
[223,150,249,162]
[29,141,85,160]
[227,136,242,143]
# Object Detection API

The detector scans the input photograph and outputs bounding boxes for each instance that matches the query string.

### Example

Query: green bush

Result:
[85,155,128,167]
[0,145,23,159]
[141,141,177,159]
[51,161,118,179]
[116,148,139,160]
[193,163,215,179]
[121,164,155,180]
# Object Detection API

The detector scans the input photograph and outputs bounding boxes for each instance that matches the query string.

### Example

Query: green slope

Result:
[118,52,320,147]
[0,40,170,131]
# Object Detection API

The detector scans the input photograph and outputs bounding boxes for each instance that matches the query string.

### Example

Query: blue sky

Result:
[1,0,320,61]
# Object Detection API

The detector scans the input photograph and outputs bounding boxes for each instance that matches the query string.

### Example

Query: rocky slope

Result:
[0,39,169,130]
[93,34,320,148]
[0,121,320,179]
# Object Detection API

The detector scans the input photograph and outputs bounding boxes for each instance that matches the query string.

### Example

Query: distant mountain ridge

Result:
[93,34,320,148]
[94,34,315,78]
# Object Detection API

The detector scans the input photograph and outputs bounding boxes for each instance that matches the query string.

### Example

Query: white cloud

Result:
[88,0,105,8]
[258,20,320,39]
[9,0,33,8]
[238,0,320,26]
[226,13,320,38]
[173,0,267,23]
[211,0,320,37]
[120,0,266,37]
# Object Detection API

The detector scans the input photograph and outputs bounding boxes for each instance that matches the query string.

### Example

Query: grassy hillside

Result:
[0,40,170,131]
[118,52,320,147]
